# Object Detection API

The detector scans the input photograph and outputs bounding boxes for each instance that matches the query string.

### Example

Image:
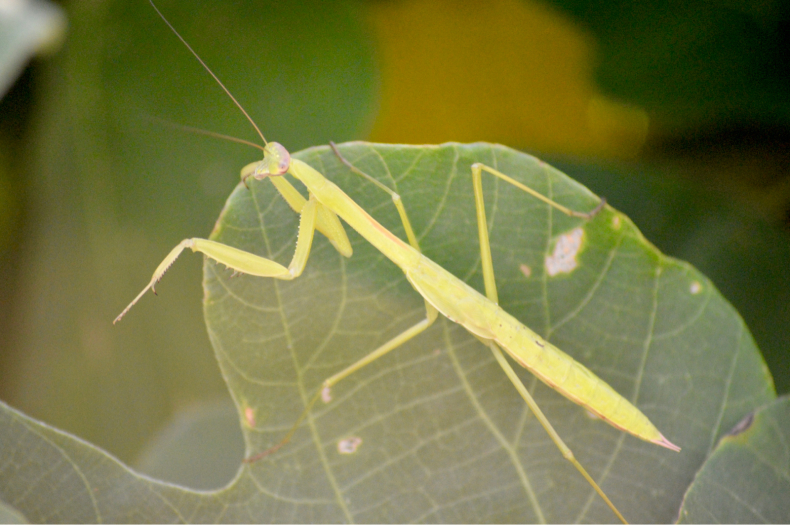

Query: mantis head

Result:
[241,142,291,186]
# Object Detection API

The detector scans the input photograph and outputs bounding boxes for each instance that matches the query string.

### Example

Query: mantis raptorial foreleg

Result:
[470,166,626,523]
[267,175,353,258]
[116,193,333,323]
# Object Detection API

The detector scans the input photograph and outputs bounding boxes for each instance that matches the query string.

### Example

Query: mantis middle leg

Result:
[245,146,439,462]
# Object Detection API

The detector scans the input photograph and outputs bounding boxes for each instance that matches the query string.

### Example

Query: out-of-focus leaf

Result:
[5,0,376,464]
[133,399,244,490]
[678,396,790,523]
[366,0,650,157]
[0,0,65,99]
[0,499,26,524]
[0,142,773,522]
[546,0,790,129]
[0,399,214,522]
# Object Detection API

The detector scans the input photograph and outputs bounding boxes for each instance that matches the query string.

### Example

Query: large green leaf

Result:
[550,157,790,396]
[0,143,774,522]
[202,142,773,522]
[678,396,790,523]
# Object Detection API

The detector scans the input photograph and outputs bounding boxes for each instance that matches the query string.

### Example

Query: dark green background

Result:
[0,0,787,517]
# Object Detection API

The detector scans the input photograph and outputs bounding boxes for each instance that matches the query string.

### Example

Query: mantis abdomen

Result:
[405,253,677,450]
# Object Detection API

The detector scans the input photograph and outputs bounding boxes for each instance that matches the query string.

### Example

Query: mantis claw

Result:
[114,239,193,323]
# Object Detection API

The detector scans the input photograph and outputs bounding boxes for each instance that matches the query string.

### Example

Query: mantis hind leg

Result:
[471,165,626,523]
[471,162,605,303]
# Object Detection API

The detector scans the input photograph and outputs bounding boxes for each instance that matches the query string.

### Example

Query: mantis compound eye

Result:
[241,142,291,184]
[261,142,291,177]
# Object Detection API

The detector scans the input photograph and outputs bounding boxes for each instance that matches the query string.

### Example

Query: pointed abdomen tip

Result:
[654,434,681,452]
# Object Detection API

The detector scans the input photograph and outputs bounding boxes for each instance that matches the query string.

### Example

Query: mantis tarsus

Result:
[117,2,681,522]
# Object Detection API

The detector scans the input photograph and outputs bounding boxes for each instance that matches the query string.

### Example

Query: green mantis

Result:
[117,2,681,522]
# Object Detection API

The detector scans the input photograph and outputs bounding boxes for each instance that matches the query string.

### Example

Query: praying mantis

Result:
[116,2,681,522]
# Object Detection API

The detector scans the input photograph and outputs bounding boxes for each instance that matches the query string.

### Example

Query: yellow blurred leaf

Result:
[366,0,648,157]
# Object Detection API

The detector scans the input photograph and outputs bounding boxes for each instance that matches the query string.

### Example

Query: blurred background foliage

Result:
[0,0,787,487]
